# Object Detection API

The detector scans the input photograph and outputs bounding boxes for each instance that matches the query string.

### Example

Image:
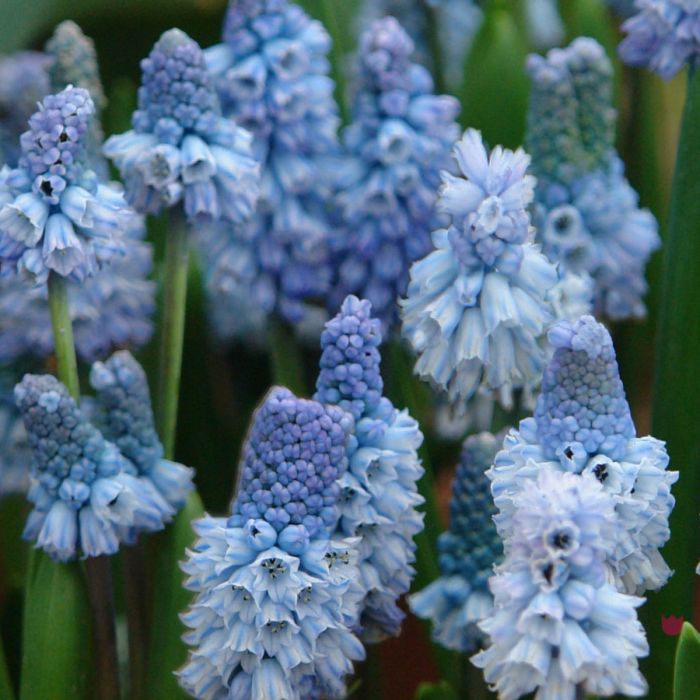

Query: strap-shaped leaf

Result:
[674,623,700,700]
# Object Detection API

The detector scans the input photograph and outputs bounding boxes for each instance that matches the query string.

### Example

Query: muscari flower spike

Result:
[355,0,483,88]
[0,213,155,364]
[473,468,649,700]
[15,373,173,561]
[201,0,341,325]
[104,28,259,223]
[329,17,460,332]
[0,86,134,281]
[315,295,425,641]
[620,0,700,79]
[45,20,108,177]
[489,315,678,596]
[527,37,660,320]
[401,128,558,410]
[409,431,504,653]
[89,350,194,510]
[0,51,50,168]
[180,386,364,700]
[0,381,30,499]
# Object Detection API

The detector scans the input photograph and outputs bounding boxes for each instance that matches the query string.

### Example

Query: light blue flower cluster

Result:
[104,28,259,223]
[0,52,50,167]
[0,215,154,363]
[329,17,460,331]
[620,0,700,79]
[409,432,503,652]
[0,86,132,281]
[315,295,425,640]
[180,386,364,700]
[202,0,341,324]
[15,373,175,561]
[527,38,660,320]
[401,128,558,409]
[89,351,194,510]
[489,316,678,595]
[356,0,483,87]
[0,383,30,498]
[473,468,649,699]
[45,21,108,177]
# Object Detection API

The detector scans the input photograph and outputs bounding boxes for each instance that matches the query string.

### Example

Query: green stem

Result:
[47,271,119,700]
[156,216,190,460]
[645,66,700,697]
[47,272,79,401]
[267,315,307,396]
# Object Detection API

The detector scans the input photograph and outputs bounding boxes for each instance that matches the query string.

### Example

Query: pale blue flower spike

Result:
[104,27,259,224]
[329,17,460,332]
[0,86,133,281]
[401,128,558,410]
[90,350,194,510]
[15,373,174,561]
[0,383,30,499]
[410,431,503,653]
[473,468,650,699]
[620,0,700,80]
[527,38,660,321]
[315,295,425,641]
[201,0,340,327]
[179,386,365,700]
[489,315,678,596]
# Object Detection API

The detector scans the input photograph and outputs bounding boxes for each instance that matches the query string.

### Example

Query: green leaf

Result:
[20,553,90,700]
[145,491,204,700]
[674,623,700,699]
[459,4,529,149]
[645,66,700,697]
[415,681,458,700]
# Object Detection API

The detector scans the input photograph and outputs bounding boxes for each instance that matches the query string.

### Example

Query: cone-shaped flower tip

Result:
[536,315,635,466]
[473,469,649,699]
[104,28,259,222]
[315,295,384,422]
[620,0,700,80]
[15,373,173,561]
[90,350,194,509]
[401,128,557,408]
[179,384,364,700]
[231,386,353,539]
[0,86,133,281]
[410,431,503,653]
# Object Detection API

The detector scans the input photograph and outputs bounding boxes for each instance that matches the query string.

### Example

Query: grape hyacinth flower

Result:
[315,295,425,640]
[45,21,108,177]
[473,469,649,699]
[104,28,259,223]
[527,38,660,319]
[329,17,460,331]
[401,128,558,409]
[90,350,194,509]
[0,51,50,167]
[0,86,133,281]
[0,215,155,363]
[355,0,483,88]
[202,0,341,324]
[489,316,678,595]
[620,0,700,79]
[410,432,503,652]
[15,373,173,561]
[180,386,364,700]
